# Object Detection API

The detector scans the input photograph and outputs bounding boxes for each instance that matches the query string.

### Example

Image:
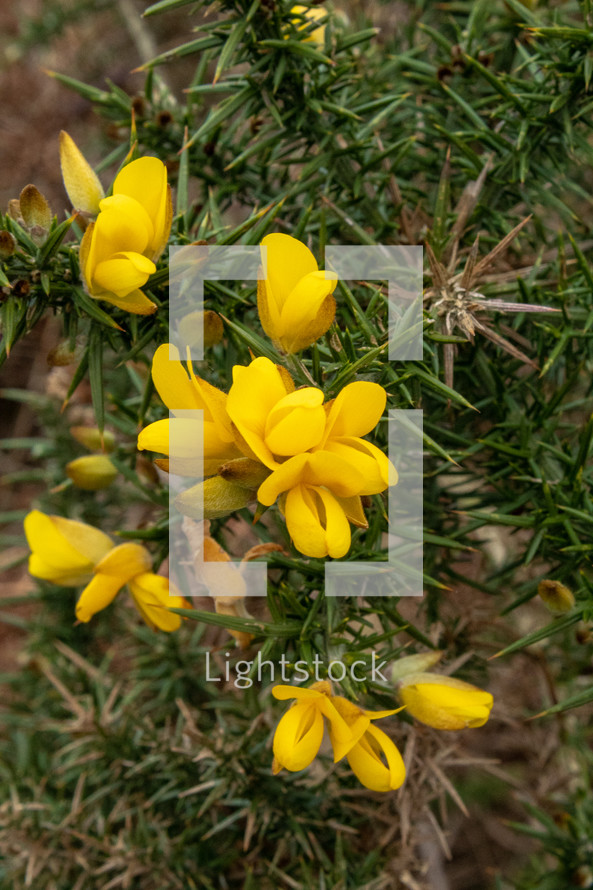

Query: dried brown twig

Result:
[424,217,559,390]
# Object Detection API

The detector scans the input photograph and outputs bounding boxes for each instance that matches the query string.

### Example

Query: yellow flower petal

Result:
[272,681,332,701]
[317,487,352,558]
[327,696,371,761]
[290,5,327,46]
[112,157,170,260]
[137,417,237,472]
[271,683,361,775]
[93,252,155,298]
[283,485,329,557]
[151,343,205,412]
[258,234,337,353]
[92,287,157,315]
[273,702,325,772]
[324,437,396,495]
[257,450,364,507]
[128,572,186,631]
[279,292,336,354]
[95,194,154,255]
[284,484,351,558]
[346,724,406,792]
[277,270,337,353]
[185,359,235,441]
[257,276,281,344]
[24,510,113,585]
[94,542,152,581]
[27,555,91,588]
[264,387,326,455]
[257,454,309,506]
[80,172,170,316]
[322,381,387,443]
[75,573,124,622]
[261,233,318,313]
[226,357,290,468]
[59,130,104,215]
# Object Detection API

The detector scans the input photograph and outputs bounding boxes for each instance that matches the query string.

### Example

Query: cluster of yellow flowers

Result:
[272,654,494,792]
[21,135,495,797]
[138,339,396,559]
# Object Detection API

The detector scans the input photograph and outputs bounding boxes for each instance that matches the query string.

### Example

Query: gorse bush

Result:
[1,0,593,887]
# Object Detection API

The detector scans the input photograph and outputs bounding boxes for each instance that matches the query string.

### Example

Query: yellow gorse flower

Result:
[228,356,396,558]
[24,510,187,631]
[79,157,172,315]
[289,5,328,48]
[257,233,337,353]
[396,672,494,731]
[272,682,405,791]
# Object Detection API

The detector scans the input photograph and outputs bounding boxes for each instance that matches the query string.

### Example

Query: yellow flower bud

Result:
[59,131,105,216]
[218,457,270,490]
[66,454,118,490]
[175,475,253,520]
[397,673,493,731]
[538,579,575,615]
[70,426,116,453]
